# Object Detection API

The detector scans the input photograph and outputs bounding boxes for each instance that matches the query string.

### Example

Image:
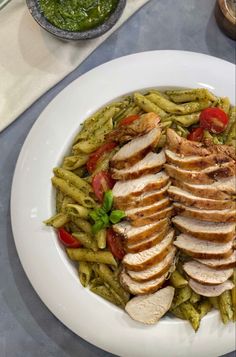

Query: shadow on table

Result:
[5,210,114,357]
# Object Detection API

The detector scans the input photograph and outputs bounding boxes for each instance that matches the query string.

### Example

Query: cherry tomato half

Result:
[92,171,115,202]
[119,114,140,126]
[86,141,117,173]
[199,107,229,134]
[107,228,125,260]
[187,127,204,141]
[57,228,81,248]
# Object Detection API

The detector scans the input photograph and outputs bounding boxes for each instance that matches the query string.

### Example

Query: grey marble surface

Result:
[0,0,235,356]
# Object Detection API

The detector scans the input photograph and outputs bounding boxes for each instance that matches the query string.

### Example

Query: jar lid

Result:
[215,0,236,40]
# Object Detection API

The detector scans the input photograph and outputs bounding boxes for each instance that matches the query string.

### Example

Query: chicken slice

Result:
[189,279,234,297]
[107,112,160,143]
[114,184,170,210]
[130,206,173,227]
[172,216,236,242]
[112,151,166,180]
[168,186,235,210]
[113,218,169,243]
[166,128,236,160]
[165,149,231,171]
[125,198,171,220]
[122,230,174,271]
[196,251,236,270]
[171,176,236,200]
[112,171,169,201]
[173,203,236,223]
[174,233,233,259]
[165,162,235,185]
[183,260,233,285]
[125,286,175,324]
[120,270,168,295]
[127,246,176,282]
[111,127,161,169]
[126,226,169,253]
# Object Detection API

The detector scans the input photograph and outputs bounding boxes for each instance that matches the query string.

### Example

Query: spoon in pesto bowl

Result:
[26,0,126,41]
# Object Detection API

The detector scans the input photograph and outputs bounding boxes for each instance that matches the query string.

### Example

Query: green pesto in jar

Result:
[39,0,119,32]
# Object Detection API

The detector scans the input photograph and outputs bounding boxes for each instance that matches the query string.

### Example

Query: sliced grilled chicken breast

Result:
[172,216,236,242]
[189,279,234,297]
[113,218,169,243]
[125,286,175,324]
[174,234,233,259]
[112,151,166,180]
[125,198,170,220]
[165,149,231,171]
[196,251,236,269]
[171,176,236,200]
[127,247,176,282]
[174,203,236,223]
[183,261,233,285]
[126,226,169,253]
[168,186,235,210]
[122,230,174,271]
[166,128,210,156]
[131,206,173,227]
[112,171,169,201]
[114,184,170,210]
[120,270,168,295]
[111,127,161,169]
[166,128,236,160]
[107,112,160,144]
[165,162,235,185]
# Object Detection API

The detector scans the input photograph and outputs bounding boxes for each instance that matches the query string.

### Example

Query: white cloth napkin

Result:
[0,0,149,132]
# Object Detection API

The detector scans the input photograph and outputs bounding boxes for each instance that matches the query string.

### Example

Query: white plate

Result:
[11,51,235,357]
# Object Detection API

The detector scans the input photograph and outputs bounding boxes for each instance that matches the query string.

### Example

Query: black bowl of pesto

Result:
[26,0,126,40]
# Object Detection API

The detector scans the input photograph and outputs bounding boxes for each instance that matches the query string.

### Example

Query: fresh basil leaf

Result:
[89,207,106,222]
[89,210,100,222]
[98,207,106,217]
[102,190,113,213]
[109,210,126,224]
[92,220,105,235]
[100,213,110,227]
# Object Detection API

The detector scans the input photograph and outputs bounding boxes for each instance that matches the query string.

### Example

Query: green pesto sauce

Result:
[39,0,119,32]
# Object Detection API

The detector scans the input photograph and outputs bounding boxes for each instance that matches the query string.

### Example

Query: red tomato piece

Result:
[86,141,117,173]
[119,114,140,126]
[107,228,125,260]
[92,171,115,202]
[199,107,229,134]
[57,228,81,248]
[187,127,204,141]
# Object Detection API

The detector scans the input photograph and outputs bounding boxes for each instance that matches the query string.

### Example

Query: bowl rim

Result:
[26,0,127,40]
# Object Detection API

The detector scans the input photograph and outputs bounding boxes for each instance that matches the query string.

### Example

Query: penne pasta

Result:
[65,204,90,219]
[51,176,96,208]
[73,232,97,251]
[78,262,93,287]
[217,97,231,114]
[44,212,69,228]
[62,154,89,170]
[66,248,117,266]
[53,167,92,194]
[165,88,217,103]
[90,285,123,307]
[94,264,130,303]
[134,92,167,118]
